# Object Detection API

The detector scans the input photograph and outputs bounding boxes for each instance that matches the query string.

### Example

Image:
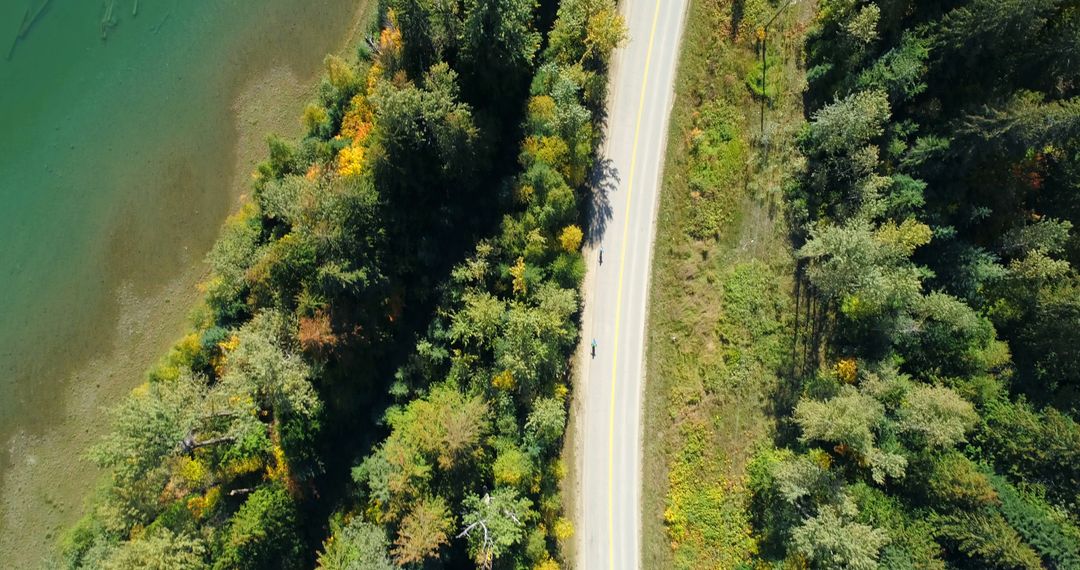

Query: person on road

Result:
[591,338,597,358]
[599,246,604,265]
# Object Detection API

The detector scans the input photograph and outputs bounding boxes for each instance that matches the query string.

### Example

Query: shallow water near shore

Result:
[0,0,366,564]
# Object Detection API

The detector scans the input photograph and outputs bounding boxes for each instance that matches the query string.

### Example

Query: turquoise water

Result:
[0,0,363,561]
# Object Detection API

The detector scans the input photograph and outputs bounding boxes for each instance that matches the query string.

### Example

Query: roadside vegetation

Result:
[58,0,624,568]
[642,0,806,567]
[649,0,1080,568]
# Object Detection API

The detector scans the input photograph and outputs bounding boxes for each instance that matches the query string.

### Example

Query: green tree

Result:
[856,33,929,104]
[88,374,202,491]
[924,452,999,510]
[798,219,927,321]
[220,311,321,473]
[792,501,890,570]
[216,486,304,570]
[898,384,977,448]
[977,399,1080,513]
[449,290,506,348]
[459,0,541,104]
[458,488,532,568]
[934,511,1043,570]
[493,283,578,394]
[368,63,481,243]
[524,396,567,452]
[317,518,394,570]
[98,530,208,570]
[360,384,490,519]
[806,90,889,157]
[794,386,884,458]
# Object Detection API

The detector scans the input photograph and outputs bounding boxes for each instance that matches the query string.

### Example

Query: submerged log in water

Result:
[6,9,30,61]
[7,0,53,61]
[101,1,117,41]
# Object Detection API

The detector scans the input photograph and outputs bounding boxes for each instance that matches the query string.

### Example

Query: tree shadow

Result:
[730,0,745,41]
[585,156,619,245]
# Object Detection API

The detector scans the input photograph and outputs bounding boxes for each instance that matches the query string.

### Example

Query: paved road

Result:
[577,0,688,568]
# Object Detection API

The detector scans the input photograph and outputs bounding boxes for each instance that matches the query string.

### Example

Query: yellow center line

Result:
[608,0,662,567]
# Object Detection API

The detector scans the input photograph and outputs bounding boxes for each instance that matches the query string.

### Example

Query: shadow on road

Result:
[585,156,619,245]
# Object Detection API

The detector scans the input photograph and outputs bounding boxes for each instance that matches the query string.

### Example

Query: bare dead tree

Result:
[456,493,523,570]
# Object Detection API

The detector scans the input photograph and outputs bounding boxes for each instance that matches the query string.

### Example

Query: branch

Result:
[456,520,482,539]
[180,432,235,454]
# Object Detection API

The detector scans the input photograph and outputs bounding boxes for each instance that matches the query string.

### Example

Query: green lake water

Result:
[0,0,365,563]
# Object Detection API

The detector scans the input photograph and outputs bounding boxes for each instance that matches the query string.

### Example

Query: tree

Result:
[384,0,458,76]
[844,4,880,45]
[494,284,578,393]
[222,311,320,424]
[98,530,208,570]
[215,486,304,570]
[794,385,909,483]
[457,488,532,568]
[924,452,999,510]
[220,311,321,474]
[977,399,1080,513]
[582,7,627,66]
[806,90,889,157]
[900,292,1003,378]
[546,0,620,68]
[898,384,977,448]
[792,501,890,570]
[558,225,583,252]
[524,396,567,452]
[360,384,490,520]
[794,386,884,457]
[391,384,490,470]
[459,0,541,105]
[798,219,927,321]
[856,33,929,104]
[935,0,1063,96]
[392,496,453,566]
[317,518,394,570]
[772,454,839,506]
[1014,279,1080,398]
[449,290,506,348]
[492,445,533,488]
[934,511,1043,570]
[367,62,482,245]
[89,374,202,489]
[204,203,261,321]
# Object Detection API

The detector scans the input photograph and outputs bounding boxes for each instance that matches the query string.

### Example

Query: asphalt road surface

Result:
[577,0,688,568]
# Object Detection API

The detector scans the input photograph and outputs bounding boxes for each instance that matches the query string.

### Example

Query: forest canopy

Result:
[747,0,1080,568]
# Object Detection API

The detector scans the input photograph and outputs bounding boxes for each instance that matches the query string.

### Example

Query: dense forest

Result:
[749,0,1080,568]
[58,0,623,568]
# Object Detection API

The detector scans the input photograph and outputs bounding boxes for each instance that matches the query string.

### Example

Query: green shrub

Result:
[666,421,757,569]
[685,101,746,240]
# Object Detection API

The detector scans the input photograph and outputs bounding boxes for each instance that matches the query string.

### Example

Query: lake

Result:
[0,0,367,564]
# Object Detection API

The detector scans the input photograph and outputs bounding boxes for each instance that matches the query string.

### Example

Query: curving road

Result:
[577,0,688,568]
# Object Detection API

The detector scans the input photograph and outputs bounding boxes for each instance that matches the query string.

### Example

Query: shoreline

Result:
[0,5,370,565]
